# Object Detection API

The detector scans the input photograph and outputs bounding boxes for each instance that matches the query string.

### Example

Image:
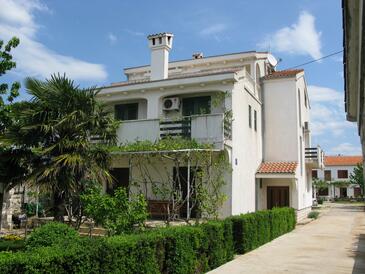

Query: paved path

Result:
[209,203,365,274]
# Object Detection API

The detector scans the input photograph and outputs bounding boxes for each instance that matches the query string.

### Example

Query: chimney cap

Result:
[192,52,204,59]
[147,32,174,39]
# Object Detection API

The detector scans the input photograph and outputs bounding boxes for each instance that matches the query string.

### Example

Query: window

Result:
[324,170,332,181]
[115,103,138,121]
[182,96,211,116]
[304,91,308,108]
[249,105,252,128]
[254,110,257,131]
[298,89,302,127]
[312,170,318,179]
[337,170,348,179]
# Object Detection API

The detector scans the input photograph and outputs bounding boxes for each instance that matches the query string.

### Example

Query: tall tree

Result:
[0,37,22,228]
[350,163,364,197]
[0,37,20,134]
[3,74,119,222]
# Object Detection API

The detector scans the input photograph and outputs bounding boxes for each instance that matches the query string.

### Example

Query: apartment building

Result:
[98,33,323,220]
[313,155,362,199]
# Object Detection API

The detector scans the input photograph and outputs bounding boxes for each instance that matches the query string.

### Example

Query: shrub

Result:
[0,207,296,273]
[81,187,148,235]
[25,222,79,249]
[0,240,25,252]
[308,211,320,219]
[317,198,324,205]
[2,234,22,241]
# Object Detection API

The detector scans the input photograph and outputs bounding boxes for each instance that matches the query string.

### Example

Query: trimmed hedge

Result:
[0,207,296,273]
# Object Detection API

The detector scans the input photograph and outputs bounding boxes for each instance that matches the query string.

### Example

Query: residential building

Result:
[97,32,324,221]
[312,155,362,199]
[342,0,365,162]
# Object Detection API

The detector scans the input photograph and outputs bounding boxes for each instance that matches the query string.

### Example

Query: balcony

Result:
[305,146,325,169]
[116,113,229,150]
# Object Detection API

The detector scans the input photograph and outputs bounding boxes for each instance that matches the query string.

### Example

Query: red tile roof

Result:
[324,156,362,166]
[257,162,298,174]
[262,69,304,80]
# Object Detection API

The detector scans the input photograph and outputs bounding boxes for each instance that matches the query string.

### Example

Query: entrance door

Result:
[340,187,347,198]
[267,186,289,209]
[173,167,198,218]
[107,168,129,195]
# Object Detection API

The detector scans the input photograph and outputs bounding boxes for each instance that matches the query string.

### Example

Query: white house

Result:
[313,155,362,199]
[96,33,324,221]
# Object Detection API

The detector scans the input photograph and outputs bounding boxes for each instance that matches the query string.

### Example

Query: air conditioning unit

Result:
[163,97,180,111]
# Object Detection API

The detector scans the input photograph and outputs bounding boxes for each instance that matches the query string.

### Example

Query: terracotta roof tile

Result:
[262,69,304,80]
[257,162,298,174]
[324,156,362,166]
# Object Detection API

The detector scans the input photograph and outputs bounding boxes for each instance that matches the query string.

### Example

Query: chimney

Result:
[192,52,203,59]
[147,33,173,80]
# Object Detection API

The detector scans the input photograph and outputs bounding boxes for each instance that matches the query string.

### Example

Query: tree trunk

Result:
[0,190,4,230]
[53,191,65,222]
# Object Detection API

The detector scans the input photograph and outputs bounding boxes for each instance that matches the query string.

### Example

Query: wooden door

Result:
[267,186,289,209]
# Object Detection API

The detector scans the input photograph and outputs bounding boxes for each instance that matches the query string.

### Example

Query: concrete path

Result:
[209,203,365,274]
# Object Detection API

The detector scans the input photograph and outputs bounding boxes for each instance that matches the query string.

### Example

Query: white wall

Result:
[230,70,263,214]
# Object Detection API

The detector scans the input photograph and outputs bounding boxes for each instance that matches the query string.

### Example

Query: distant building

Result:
[312,155,362,199]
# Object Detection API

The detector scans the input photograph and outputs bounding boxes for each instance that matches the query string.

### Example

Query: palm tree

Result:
[3,74,119,222]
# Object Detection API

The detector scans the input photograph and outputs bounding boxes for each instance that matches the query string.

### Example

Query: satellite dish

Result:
[267,54,278,67]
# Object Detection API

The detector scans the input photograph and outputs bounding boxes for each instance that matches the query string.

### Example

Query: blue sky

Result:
[0,0,361,155]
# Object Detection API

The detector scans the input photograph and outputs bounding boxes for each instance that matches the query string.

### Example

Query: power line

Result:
[285,50,343,70]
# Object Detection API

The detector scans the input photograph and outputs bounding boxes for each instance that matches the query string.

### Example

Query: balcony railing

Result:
[116,113,229,149]
[305,146,325,169]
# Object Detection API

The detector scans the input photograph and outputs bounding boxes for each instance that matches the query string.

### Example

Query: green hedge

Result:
[0,207,296,273]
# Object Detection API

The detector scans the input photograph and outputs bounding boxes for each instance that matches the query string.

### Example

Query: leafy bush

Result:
[81,187,148,235]
[25,222,79,249]
[308,211,320,219]
[317,198,324,204]
[0,207,296,273]
[0,240,25,252]
[2,234,22,241]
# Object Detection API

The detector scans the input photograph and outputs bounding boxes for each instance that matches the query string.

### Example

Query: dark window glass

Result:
[115,103,138,121]
[249,105,252,128]
[337,170,348,179]
[324,170,331,181]
[312,170,318,179]
[254,110,257,131]
[182,96,211,116]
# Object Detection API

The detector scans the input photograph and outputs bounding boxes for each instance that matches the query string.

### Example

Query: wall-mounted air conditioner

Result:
[162,97,180,111]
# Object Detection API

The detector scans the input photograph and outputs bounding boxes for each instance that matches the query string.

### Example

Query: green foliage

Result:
[228,208,295,254]
[350,163,364,194]
[110,137,212,153]
[317,198,324,204]
[25,222,79,250]
[308,211,320,219]
[313,179,328,190]
[0,37,20,106]
[81,187,148,235]
[0,207,296,273]
[0,239,25,252]
[2,74,119,222]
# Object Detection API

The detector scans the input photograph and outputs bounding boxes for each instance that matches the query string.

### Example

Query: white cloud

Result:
[259,11,322,59]
[199,23,226,36]
[329,143,362,155]
[124,29,145,37]
[308,85,355,137]
[308,85,343,103]
[107,32,117,45]
[0,0,107,81]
